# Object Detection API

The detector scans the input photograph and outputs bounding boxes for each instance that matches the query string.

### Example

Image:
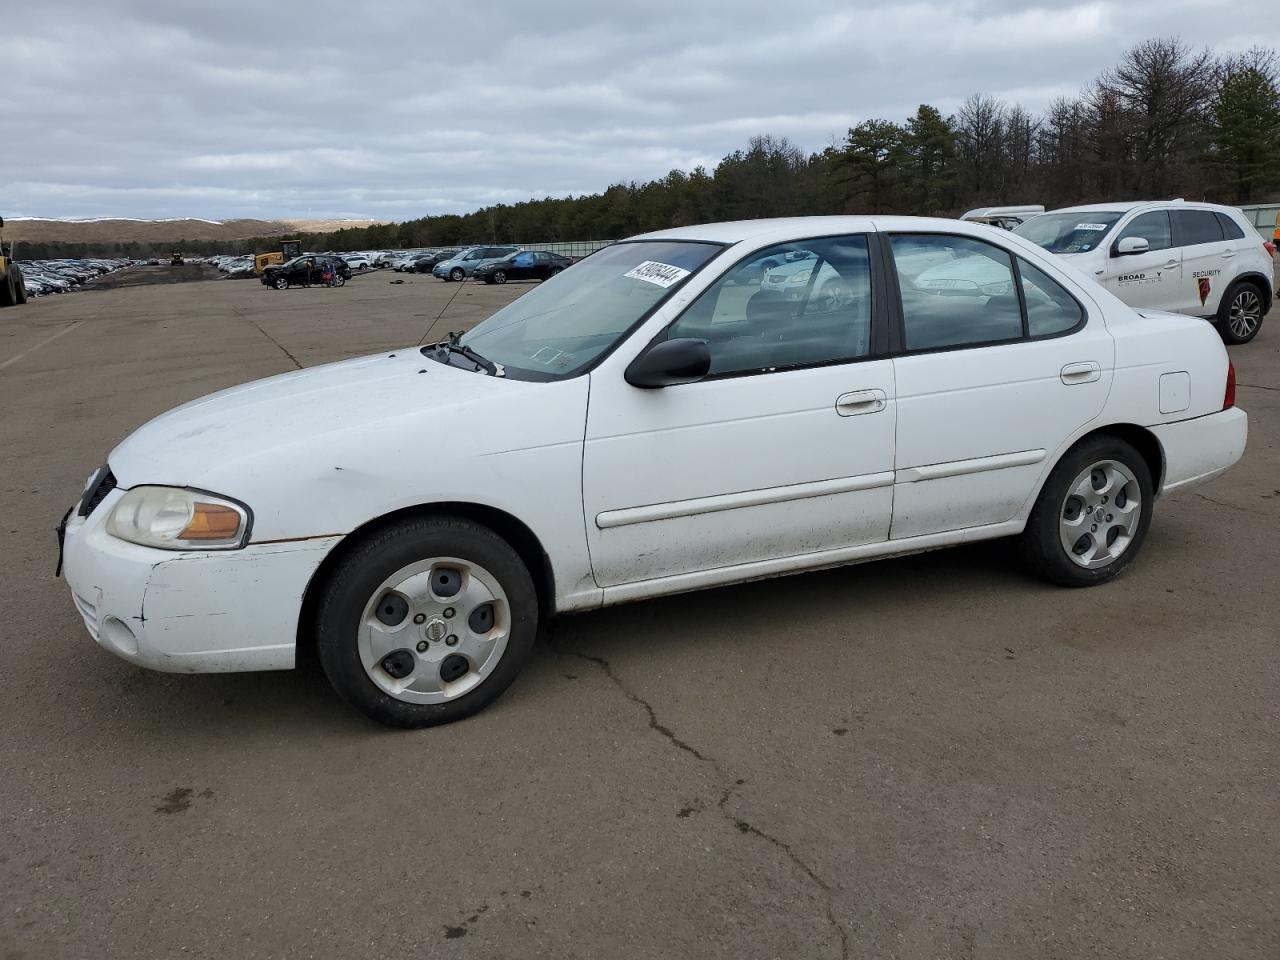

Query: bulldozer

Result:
[170,250,185,265]
[0,216,29,308]
[254,239,303,275]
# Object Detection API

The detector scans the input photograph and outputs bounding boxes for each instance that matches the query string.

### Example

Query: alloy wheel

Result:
[1229,288,1262,340]
[1058,459,1142,569]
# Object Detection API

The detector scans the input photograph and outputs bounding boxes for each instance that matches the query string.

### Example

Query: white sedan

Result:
[59,217,1248,727]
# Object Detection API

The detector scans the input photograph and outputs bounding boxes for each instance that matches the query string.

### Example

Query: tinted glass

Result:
[1014,212,1121,253]
[1173,210,1224,246]
[890,235,1021,350]
[1018,258,1083,337]
[1116,211,1171,251]
[665,236,872,376]
[1215,212,1245,240]
[459,241,719,380]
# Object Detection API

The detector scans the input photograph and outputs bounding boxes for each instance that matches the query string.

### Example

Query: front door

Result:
[1103,210,1182,310]
[886,232,1114,540]
[582,233,896,587]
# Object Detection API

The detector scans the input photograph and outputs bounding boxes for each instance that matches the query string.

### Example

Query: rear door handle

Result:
[1061,361,1101,385]
[835,389,886,416]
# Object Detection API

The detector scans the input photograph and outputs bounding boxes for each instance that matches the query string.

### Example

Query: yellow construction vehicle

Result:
[0,216,29,307]
[254,239,303,274]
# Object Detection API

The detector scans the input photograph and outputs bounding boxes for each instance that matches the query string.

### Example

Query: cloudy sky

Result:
[5,0,1274,222]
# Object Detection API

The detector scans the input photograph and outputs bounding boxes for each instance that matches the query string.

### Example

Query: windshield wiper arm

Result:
[432,332,503,376]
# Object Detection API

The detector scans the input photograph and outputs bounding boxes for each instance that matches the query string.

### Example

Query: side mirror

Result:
[1114,236,1149,256]
[625,338,711,389]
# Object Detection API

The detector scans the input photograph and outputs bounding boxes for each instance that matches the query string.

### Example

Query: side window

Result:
[1172,210,1224,247]
[666,235,872,376]
[889,234,1022,350]
[1214,212,1245,241]
[1115,211,1171,252]
[1018,258,1084,337]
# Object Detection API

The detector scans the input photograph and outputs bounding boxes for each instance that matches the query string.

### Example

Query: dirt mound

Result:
[6,218,384,244]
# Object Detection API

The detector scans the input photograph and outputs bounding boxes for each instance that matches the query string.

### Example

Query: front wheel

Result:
[492,270,507,284]
[273,276,289,290]
[13,268,28,304]
[450,267,465,282]
[1217,281,1265,344]
[315,516,539,728]
[1019,436,1153,587]
[333,275,346,287]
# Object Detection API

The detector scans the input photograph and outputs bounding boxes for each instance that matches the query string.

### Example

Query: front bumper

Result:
[62,488,340,673]
[1150,406,1248,494]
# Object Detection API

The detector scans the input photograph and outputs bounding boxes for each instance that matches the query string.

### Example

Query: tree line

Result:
[22,37,1280,261]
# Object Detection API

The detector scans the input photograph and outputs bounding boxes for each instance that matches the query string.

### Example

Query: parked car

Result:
[343,255,371,271]
[260,255,351,289]
[472,250,572,284]
[58,216,1247,728]
[961,205,1045,230]
[412,250,463,273]
[433,246,521,281]
[1015,200,1273,344]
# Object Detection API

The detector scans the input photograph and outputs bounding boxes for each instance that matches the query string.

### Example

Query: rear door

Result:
[1102,210,1182,311]
[886,231,1114,540]
[1172,209,1228,315]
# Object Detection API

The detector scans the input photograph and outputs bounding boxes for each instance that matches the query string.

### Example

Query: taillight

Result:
[1266,241,1276,256]
[1224,360,1236,410]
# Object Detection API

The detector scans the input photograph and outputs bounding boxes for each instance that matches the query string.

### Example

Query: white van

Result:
[1014,200,1273,343]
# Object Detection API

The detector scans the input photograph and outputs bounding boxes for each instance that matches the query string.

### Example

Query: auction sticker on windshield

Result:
[624,261,691,288]
[1075,223,1110,231]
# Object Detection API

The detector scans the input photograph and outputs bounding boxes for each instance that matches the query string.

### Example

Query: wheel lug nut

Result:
[443,607,455,619]
[1101,496,1108,504]
[1106,514,1113,522]
[413,613,426,625]
[1090,524,1098,532]
[416,641,428,652]
[445,635,458,646]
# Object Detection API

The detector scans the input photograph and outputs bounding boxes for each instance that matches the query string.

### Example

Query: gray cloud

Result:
[5,0,1274,220]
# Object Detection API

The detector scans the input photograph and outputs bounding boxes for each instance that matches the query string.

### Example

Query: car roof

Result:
[632,215,1026,245]
[1042,199,1241,217]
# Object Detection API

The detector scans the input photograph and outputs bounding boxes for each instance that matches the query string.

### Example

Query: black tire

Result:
[1019,435,1154,588]
[13,268,28,305]
[333,275,346,287]
[450,267,465,282]
[273,276,289,290]
[492,270,507,284]
[315,516,539,728]
[1216,279,1266,345]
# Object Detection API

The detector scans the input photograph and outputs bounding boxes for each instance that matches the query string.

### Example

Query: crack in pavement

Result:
[550,632,849,960]
[230,304,303,370]
[1238,382,1279,393]
[1192,491,1257,514]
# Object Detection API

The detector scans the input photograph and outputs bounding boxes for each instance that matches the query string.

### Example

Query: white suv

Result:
[1015,200,1273,344]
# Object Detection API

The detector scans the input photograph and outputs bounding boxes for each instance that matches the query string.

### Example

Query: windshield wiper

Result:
[430,331,504,376]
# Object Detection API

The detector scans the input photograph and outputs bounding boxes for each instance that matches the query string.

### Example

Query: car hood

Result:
[109,349,547,489]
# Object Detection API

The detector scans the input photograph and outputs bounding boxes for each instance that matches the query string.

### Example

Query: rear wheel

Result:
[1020,436,1153,587]
[13,268,28,304]
[316,516,539,728]
[273,276,289,290]
[1217,281,1265,344]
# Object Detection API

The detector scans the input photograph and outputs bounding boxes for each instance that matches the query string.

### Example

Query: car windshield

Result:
[450,240,722,380]
[1014,212,1122,254]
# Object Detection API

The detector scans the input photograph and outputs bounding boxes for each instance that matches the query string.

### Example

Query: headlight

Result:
[106,486,251,550]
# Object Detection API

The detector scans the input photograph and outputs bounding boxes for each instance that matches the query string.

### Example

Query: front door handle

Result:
[1061,361,1101,385]
[1221,251,1236,260]
[1163,259,1179,270]
[835,389,886,416]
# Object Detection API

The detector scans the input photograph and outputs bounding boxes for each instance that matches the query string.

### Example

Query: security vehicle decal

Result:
[1192,269,1220,307]
[1118,271,1162,285]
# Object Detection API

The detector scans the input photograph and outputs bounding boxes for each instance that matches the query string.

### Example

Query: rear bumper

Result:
[1150,406,1248,494]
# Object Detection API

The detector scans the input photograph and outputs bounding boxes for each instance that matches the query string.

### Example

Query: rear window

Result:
[1172,210,1224,246]
[1214,212,1246,241]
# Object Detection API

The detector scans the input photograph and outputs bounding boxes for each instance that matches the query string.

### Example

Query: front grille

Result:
[78,466,116,518]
